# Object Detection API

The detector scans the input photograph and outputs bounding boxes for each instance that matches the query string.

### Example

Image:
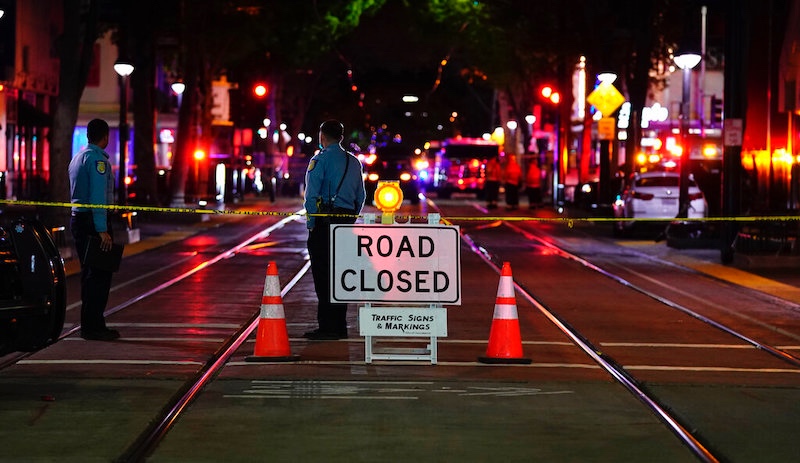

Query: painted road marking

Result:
[15,357,800,374]
[625,365,800,373]
[601,342,755,349]
[107,323,242,329]
[18,360,203,365]
[602,341,800,350]
[225,360,599,368]
[223,380,574,400]
[63,337,226,342]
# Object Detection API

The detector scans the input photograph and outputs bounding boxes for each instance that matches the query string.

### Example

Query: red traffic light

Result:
[540,85,560,104]
[253,83,268,98]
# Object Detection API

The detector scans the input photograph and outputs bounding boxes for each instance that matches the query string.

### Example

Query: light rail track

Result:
[2,210,309,461]
[457,229,719,462]
[0,212,304,370]
[5,198,800,462]
[437,200,800,462]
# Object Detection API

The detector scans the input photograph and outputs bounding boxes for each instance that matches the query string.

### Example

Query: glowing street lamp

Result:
[171,80,185,109]
[674,53,701,218]
[114,58,134,206]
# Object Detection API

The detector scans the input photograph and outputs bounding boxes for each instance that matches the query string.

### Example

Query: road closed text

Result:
[340,268,450,293]
[331,224,461,304]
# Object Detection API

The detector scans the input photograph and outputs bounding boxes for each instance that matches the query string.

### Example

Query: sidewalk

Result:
[519,203,800,306]
[618,238,800,305]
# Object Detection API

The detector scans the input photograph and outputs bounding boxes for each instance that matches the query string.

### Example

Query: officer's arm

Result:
[304,156,324,229]
[354,159,366,213]
[88,156,109,233]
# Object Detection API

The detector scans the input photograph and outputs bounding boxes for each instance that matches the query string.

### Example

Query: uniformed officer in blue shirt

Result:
[69,118,120,341]
[303,120,366,340]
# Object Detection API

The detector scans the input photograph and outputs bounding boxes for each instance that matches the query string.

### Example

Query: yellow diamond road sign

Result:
[587,81,626,116]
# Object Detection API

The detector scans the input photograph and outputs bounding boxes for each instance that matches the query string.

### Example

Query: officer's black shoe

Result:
[81,328,120,341]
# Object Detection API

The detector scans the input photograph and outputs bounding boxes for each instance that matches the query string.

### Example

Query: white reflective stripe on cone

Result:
[260,303,286,319]
[492,302,518,320]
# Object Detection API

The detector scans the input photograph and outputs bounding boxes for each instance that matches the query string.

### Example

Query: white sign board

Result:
[330,224,461,304]
[723,118,743,147]
[359,307,448,337]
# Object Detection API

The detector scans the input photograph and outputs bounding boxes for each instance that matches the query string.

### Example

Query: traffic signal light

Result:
[253,83,269,98]
[710,95,723,126]
[540,85,560,104]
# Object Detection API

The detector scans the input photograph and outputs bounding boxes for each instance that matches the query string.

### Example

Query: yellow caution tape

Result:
[1,198,799,223]
[0,199,336,219]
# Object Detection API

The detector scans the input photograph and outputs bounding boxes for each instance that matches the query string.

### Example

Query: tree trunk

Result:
[624,1,656,177]
[129,0,158,205]
[46,0,98,229]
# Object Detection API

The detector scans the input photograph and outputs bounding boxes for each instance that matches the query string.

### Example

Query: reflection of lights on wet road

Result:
[185,236,219,248]
[246,242,279,251]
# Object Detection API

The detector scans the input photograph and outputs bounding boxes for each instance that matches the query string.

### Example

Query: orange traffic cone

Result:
[246,261,300,362]
[478,262,532,364]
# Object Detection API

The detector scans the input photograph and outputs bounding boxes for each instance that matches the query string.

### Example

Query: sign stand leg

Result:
[365,335,373,364]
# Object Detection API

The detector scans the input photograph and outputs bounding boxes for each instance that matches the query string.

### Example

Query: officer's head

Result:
[87,119,110,149]
[319,120,344,148]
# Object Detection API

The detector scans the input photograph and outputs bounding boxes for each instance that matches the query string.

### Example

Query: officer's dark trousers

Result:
[71,212,113,333]
[505,182,520,207]
[307,207,356,336]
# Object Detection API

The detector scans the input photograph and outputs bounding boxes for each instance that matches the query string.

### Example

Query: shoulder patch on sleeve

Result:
[307,159,317,172]
[96,160,107,174]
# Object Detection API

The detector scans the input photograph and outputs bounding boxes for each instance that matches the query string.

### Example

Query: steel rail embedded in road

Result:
[504,221,800,369]
[2,209,308,460]
[427,196,721,463]
[116,260,311,463]
[110,212,306,462]
[457,229,721,463]
[0,212,304,372]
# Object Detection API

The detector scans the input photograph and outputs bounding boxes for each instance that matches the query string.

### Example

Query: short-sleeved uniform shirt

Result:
[304,143,366,229]
[68,143,115,233]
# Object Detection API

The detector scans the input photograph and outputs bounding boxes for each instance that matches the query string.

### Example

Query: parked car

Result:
[612,171,707,236]
[0,216,66,354]
[364,158,421,205]
[573,176,623,214]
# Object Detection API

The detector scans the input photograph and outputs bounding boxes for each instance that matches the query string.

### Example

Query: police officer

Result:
[303,120,366,340]
[69,118,120,341]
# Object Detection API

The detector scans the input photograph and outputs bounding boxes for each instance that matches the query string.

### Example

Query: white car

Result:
[612,171,707,236]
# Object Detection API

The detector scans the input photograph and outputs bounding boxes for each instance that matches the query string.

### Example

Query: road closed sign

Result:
[330,224,461,304]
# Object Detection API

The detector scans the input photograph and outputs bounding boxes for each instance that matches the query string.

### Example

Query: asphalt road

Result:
[1,195,799,462]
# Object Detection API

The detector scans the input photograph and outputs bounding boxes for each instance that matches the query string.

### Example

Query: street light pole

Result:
[674,53,701,218]
[171,81,185,110]
[114,59,135,206]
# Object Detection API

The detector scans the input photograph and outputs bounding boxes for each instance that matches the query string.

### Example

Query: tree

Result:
[160,0,386,205]
[47,0,101,228]
[124,0,159,205]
